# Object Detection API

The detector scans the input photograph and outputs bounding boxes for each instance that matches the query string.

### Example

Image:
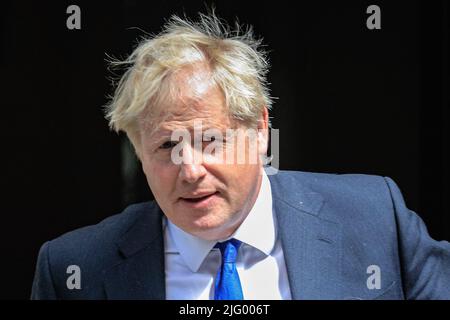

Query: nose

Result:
[179,143,207,184]
[180,163,207,183]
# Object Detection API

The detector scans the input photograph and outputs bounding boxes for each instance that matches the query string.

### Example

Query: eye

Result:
[159,141,179,150]
[203,135,216,142]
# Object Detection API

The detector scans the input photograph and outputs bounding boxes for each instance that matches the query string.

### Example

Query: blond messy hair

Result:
[104,11,273,150]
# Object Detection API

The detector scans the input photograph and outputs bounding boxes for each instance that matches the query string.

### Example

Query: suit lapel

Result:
[103,204,166,299]
[269,173,342,299]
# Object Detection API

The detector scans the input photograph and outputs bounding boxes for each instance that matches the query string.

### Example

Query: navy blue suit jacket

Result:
[31,171,450,299]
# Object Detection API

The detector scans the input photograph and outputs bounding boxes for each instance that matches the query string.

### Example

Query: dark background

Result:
[1,0,448,299]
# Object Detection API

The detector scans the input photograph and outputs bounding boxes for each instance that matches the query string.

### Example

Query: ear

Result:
[257,107,269,156]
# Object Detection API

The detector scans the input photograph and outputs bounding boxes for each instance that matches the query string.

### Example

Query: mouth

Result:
[179,191,220,207]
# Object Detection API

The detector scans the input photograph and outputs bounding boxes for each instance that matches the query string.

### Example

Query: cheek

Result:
[142,159,178,196]
[218,163,259,198]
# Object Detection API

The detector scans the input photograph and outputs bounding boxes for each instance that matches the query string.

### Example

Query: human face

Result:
[138,67,268,240]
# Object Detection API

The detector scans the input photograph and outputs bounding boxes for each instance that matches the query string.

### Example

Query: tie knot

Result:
[215,239,241,263]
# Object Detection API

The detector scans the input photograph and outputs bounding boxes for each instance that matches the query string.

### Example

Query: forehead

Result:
[140,65,233,135]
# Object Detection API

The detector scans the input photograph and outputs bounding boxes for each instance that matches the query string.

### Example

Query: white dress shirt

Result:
[164,172,292,300]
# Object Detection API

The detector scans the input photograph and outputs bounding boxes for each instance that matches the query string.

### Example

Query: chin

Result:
[187,213,233,239]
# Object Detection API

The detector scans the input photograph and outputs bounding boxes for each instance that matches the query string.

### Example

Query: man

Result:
[31,12,450,300]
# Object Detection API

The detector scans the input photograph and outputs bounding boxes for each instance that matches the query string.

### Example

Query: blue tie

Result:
[214,239,243,300]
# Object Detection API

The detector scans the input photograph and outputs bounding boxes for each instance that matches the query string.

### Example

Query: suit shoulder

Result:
[272,170,390,194]
[270,170,396,222]
[45,201,157,264]
[33,201,161,298]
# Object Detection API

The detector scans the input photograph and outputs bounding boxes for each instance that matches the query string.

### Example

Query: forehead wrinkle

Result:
[160,116,229,133]
[162,87,227,127]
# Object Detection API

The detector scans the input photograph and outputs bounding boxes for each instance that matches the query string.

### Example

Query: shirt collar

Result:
[165,170,276,272]
[231,171,276,256]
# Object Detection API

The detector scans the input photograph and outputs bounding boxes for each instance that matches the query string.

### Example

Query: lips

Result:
[181,191,218,202]
[179,191,219,207]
